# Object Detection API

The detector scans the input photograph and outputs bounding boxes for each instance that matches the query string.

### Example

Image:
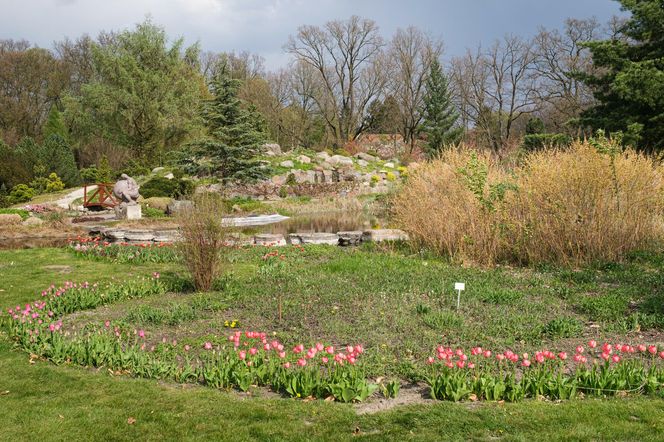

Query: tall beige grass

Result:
[394,142,664,266]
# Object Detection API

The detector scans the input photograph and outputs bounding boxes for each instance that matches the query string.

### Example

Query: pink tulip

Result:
[278,351,286,358]
[483,350,492,358]
[648,345,658,355]
[522,359,531,367]
[468,362,475,369]
[325,346,334,354]
[612,354,621,363]
[316,342,324,351]
[104,320,110,328]
[601,352,610,361]
[284,362,291,368]
[249,348,258,356]
[322,357,329,364]
[456,360,465,368]
[496,354,505,361]
[184,345,191,351]
[297,358,307,367]
[427,356,435,364]
[203,342,212,350]
[659,351,664,359]
[239,350,246,360]
[445,361,454,368]
[558,352,567,361]
[589,340,597,348]
[138,330,145,338]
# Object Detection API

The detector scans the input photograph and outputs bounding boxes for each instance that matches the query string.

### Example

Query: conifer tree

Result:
[421,59,463,158]
[42,106,68,141]
[193,60,267,181]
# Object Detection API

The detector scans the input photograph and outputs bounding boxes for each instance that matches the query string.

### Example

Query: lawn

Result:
[1,244,664,440]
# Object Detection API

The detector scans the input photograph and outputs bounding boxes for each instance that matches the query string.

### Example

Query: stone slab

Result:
[337,231,363,246]
[254,233,287,246]
[361,229,409,242]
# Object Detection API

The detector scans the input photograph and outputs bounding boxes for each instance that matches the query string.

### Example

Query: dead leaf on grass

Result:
[127,417,136,425]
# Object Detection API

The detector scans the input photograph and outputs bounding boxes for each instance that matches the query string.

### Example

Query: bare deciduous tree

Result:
[450,36,537,154]
[286,15,385,147]
[387,27,443,153]
[532,18,600,134]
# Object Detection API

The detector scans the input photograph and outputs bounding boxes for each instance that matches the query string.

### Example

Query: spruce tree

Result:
[42,106,68,141]
[421,59,463,158]
[193,61,267,181]
[578,0,664,150]
[38,135,80,186]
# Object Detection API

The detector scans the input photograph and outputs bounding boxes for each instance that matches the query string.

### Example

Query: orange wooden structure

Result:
[83,183,119,210]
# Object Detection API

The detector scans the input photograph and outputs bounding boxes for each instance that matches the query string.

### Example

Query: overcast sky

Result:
[0,0,624,69]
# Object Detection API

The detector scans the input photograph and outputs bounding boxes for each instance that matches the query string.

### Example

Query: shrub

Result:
[392,148,512,265]
[394,141,664,266]
[510,141,664,265]
[177,193,230,291]
[141,177,195,199]
[79,166,100,184]
[45,173,65,193]
[522,133,572,151]
[9,184,35,204]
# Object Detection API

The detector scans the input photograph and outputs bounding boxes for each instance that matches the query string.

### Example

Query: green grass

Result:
[1,245,664,439]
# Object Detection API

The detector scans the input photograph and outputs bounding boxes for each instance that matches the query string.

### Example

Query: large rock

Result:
[291,232,339,245]
[103,229,126,241]
[153,230,181,242]
[355,152,377,162]
[290,170,316,184]
[0,214,22,226]
[263,143,282,156]
[337,231,363,246]
[280,160,294,168]
[271,175,287,186]
[329,155,354,167]
[357,159,369,168]
[296,155,312,164]
[22,216,44,227]
[166,200,194,216]
[316,151,331,162]
[383,162,395,169]
[254,233,287,246]
[362,229,409,242]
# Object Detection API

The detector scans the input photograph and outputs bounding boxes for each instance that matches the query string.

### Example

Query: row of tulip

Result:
[425,343,664,401]
[68,237,179,263]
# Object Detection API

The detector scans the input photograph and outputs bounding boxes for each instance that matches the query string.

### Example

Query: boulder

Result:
[383,162,395,168]
[263,143,282,156]
[357,159,369,168]
[271,175,287,186]
[280,160,294,168]
[362,229,409,242]
[337,231,363,246]
[296,155,312,164]
[0,214,23,225]
[315,151,331,162]
[22,216,44,227]
[164,172,175,180]
[166,200,194,216]
[355,152,377,162]
[254,233,287,246]
[329,155,354,167]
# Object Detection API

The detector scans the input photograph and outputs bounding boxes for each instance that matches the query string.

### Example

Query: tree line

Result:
[0,0,661,189]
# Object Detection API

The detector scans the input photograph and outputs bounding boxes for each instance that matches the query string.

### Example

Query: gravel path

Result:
[54,185,96,209]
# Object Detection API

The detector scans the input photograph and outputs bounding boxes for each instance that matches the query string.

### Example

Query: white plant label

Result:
[455,282,465,291]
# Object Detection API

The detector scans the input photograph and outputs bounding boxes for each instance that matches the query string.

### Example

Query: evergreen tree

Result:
[192,61,267,182]
[421,59,463,158]
[38,135,80,186]
[42,106,68,141]
[578,0,664,150]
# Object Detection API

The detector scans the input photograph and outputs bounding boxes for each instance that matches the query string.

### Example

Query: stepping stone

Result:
[293,232,339,245]
[254,233,287,246]
[361,229,409,242]
[104,229,126,240]
[124,230,155,242]
[153,230,180,242]
[337,231,363,246]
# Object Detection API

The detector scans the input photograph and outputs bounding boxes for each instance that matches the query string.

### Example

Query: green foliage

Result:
[42,106,68,140]
[365,95,402,134]
[579,0,664,150]
[541,317,583,339]
[522,133,572,151]
[187,59,268,182]
[45,173,65,193]
[421,59,463,158]
[97,155,114,183]
[8,184,35,203]
[65,20,205,164]
[0,208,30,220]
[140,177,195,199]
[143,206,166,218]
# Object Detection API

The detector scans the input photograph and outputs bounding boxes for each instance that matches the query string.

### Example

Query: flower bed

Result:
[425,343,664,402]
[69,236,179,263]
